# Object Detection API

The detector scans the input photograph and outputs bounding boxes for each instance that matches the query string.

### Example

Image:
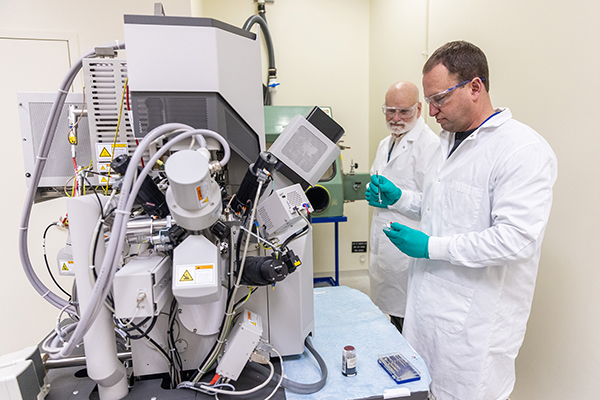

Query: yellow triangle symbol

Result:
[99,147,111,158]
[100,165,106,171]
[62,263,69,271]
[101,177,108,183]
[180,270,194,282]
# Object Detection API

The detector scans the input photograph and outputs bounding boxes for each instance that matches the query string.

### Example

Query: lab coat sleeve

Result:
[388,188,423,220]
[428,142,557,267]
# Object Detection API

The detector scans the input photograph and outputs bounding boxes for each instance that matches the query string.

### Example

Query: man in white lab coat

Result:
[367,41,557,399]
[368,81,439,333]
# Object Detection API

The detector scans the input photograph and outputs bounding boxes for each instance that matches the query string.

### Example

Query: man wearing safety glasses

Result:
[368,81,438,334]
[366,41,557,400]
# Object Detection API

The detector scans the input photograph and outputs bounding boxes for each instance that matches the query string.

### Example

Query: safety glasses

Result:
[382,102,418,119]
[424,78,485,108]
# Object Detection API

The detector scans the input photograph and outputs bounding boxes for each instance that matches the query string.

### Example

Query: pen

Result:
[376,171,382,204]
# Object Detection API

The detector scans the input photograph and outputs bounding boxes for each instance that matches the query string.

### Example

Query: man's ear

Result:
[470,78,484,100]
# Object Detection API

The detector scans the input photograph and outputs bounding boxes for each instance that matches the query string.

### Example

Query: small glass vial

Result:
[342,345,357,376]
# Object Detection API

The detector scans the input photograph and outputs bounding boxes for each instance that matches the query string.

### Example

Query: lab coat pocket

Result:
[416,272,474,334]
[442,180,484,229]
[378,230,409,272]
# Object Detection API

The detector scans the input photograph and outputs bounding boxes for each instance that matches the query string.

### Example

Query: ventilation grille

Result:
[132,94,209,137]
[29,101,91,183]
[284,190,305,212]
[257,205,274,232]
[83,59,146,184]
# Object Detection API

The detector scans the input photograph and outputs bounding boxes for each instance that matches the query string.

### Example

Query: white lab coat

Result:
[392,108,557,400]
[369,117,439,317]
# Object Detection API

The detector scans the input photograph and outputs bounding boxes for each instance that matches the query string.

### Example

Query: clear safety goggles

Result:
[382,102,418,119]
[424,77,486,108]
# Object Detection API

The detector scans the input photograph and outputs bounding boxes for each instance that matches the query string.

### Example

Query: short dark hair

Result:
[423,41,490,92]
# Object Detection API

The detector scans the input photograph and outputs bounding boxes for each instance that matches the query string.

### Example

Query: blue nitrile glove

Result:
[383,222,430,258]
[365,175,402,208]
[365,182,387,208]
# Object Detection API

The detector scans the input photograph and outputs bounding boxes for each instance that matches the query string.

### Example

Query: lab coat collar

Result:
[440,107,511,145]
[404,117,426,142]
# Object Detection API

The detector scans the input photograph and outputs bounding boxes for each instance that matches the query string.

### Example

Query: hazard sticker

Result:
[96,143,128,161]
[247,310,258,327]
[97,163,111,172]
[58,259,75,276]
[180,270,194,282]
[176,264,215,286]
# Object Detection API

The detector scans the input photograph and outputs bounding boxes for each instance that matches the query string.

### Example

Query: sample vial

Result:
[342,345,357,376]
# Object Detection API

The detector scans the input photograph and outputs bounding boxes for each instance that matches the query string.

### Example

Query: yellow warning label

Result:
[101,177,108,183]
[196,186,203,201]
[99,147,111,158]
[180,270,194,282]
[113,143,127,148]
[62,263,69,271]
[195,265,213,270]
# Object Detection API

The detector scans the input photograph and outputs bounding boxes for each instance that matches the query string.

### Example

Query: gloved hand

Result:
[383,222,430,258]
[365,175,402,208]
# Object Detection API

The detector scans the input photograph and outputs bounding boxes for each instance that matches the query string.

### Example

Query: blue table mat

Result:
[282,286,431,399]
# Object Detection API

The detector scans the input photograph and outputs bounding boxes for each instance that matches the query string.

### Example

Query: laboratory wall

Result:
[196,0,372,277]
[369,0,600,399]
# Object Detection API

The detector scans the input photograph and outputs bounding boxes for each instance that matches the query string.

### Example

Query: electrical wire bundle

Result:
[178,341,284,400]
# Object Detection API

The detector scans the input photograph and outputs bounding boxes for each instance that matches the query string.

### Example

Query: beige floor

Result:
[314,269,371,297]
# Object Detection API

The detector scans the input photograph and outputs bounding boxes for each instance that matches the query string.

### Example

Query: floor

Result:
[314,269,371,297]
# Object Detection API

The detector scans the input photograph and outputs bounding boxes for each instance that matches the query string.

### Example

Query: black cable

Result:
[91,207,116,275]
[232,287,257,310]
[280,221,310,250]
[128,314,159,340]
[42,222,72,300]
[234,214,250,275]
[84,170,109,177]
[131,326,172,364]
[167,299,183,375]
[116,316,151,332]
[83,176,104,218]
